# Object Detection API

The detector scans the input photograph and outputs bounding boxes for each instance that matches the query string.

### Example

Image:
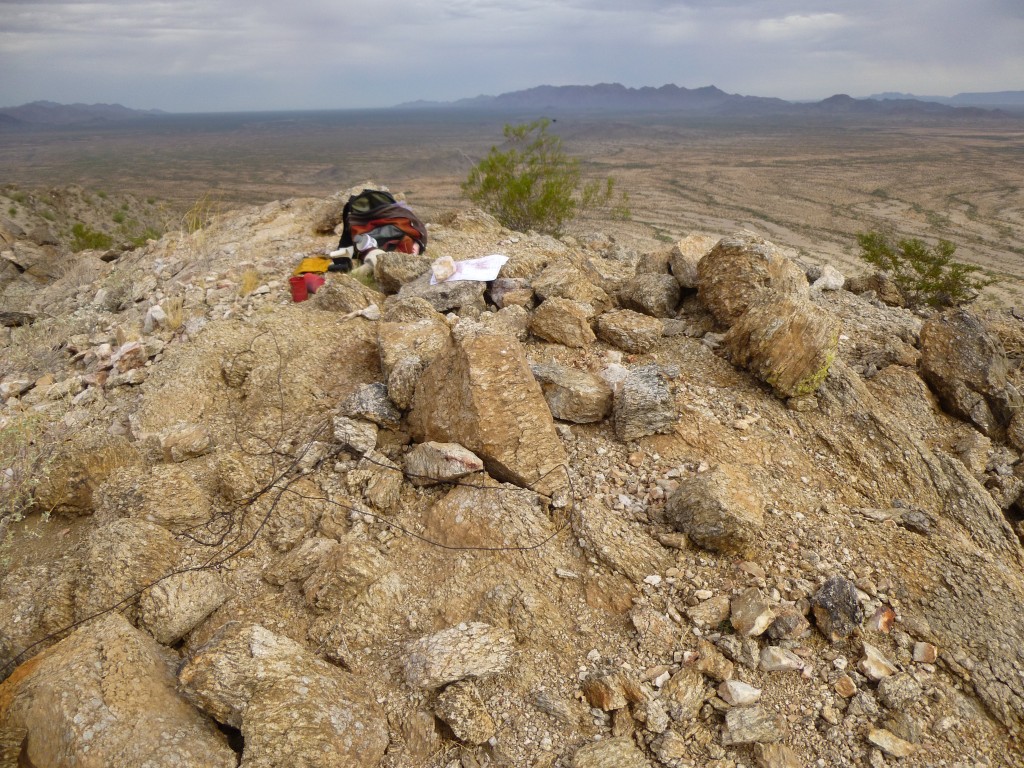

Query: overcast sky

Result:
[1,0,1022,112]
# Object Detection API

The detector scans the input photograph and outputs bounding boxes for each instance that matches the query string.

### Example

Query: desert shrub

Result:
[855,230,995,307]
[70,222,113,251]
[0,413,60,522]
[129,227,162,248]
[462,118,629,236]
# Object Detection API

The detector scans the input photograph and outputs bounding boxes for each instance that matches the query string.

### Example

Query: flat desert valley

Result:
[2,109,1022,305]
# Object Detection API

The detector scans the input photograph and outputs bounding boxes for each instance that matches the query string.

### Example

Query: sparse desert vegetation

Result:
[1,110,1022,305]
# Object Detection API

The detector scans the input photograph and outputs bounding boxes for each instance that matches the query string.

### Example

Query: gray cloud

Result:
[0,0,1021,110]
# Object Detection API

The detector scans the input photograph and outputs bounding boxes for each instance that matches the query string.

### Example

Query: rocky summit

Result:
[2,183,1024,768]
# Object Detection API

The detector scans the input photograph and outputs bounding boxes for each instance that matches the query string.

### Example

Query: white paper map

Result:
[430,254,508,285]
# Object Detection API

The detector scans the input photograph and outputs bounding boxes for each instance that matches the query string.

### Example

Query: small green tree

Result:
[855,230,995,307]
[462,118,628,236]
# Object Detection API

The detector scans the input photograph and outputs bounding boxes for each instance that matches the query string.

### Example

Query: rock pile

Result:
[2,185,1024,767]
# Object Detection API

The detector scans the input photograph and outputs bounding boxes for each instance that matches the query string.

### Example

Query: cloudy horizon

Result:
[1,0,1022,113]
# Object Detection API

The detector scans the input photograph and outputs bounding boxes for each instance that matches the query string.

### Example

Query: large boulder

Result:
[724,295,841,398]
[373,251,432,293]
[618,273,681,318]
[698,232,808,325]
[595,309,664,354]
[74,518,182,625]
[532,261,612,312]
[408,326,568,495]
[178,622,388,768]
[670,233,718,289]
[919,309,1022,438]
[613,365,676,441]
[0,613,236,767]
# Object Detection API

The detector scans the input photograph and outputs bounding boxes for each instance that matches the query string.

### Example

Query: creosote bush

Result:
[462,118,630,236]
[856,230,995,308]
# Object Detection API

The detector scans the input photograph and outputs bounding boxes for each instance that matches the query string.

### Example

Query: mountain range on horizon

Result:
[2,84,1023,126]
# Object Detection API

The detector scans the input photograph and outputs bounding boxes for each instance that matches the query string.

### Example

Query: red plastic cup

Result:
[289,275,308,302]
[303,273,326,294]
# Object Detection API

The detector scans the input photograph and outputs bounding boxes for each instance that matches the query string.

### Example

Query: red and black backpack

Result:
[337,189,427,257]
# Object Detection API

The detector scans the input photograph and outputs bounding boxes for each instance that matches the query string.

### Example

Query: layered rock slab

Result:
[178,622,388,768]
[0,613,236,768]
[408,328,568,495]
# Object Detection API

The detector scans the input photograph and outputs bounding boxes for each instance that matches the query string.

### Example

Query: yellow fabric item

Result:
[293,257,332,275]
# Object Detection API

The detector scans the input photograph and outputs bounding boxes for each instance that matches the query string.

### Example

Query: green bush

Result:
[462,118,629,236]
[855,230,995,307]
[70,222,113,251]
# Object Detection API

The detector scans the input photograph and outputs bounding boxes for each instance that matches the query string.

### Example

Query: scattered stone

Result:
[867,727,916,758]
[613,364,676,441]
[434,680,496,745]
[157,422,214,462]
[811,575,864,642]
[399,268,489,312]
[694,639,735,682]
[913,641,938,663]
[834,674,858,698]
[333,415,378,455]
[867,604,895,634]
[423,474,551,549]
[595,309,665,354]
[686,594,732,628]
[730,587,776,637]
[664,464,764,556]
[719,679,762,706]
[179,622,388,768]
[721,705,786,745]
[404,441,484,485]
[753,743,803,768]
[529,297,597,347]
[373,251,432,293]
[662,666,706,721]
[767,606,811,641]
[532,261,612,313]
[650,728,689,764]
[810,264,846,291]
[403,622,515,689]
[532,361,613,423]
[760,647,804,673]
[302,538,385,612]
[75,518,182,624]
[339,381,402,429]
[583,670,643,711]
[859,641,898,681]
[877,672,923,710]
[571,736,650,768]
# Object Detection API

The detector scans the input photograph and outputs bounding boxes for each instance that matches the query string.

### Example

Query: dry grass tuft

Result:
[239,268,262,297]
[163,296,185,331]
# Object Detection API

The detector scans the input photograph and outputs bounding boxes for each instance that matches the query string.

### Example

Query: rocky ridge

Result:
[1,185,1024,767]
